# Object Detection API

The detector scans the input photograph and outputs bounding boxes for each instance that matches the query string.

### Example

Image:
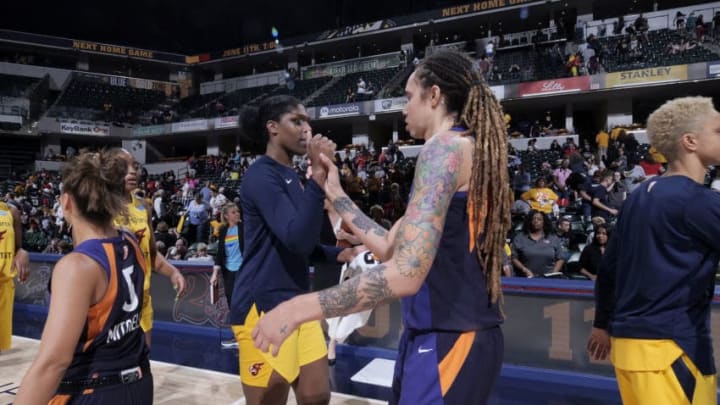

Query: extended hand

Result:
[318,153,344,201]
[307,135,336,185]
[251,301,299,356]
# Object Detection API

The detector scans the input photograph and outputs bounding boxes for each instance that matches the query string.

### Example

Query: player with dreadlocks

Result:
[251,49,511,404]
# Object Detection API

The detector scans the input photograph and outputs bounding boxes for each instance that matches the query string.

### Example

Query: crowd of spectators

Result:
[6,128,694,284]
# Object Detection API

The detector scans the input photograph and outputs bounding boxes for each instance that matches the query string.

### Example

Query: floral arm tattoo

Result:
[333,196,387,237]
[319,134,463,317]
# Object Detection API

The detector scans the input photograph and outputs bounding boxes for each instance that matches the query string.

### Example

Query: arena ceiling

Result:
[2,0,712,55]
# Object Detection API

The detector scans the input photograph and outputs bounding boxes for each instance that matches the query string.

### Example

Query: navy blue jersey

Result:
[595,176,720,374]
[61,232,149,381]
[231,156,339,324]
[402,192,503,332]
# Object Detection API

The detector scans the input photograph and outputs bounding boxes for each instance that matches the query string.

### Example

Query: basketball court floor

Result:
[6,307,624,404]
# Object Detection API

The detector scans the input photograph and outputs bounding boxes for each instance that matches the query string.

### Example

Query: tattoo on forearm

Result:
[318,264,394,318]
[393,134,462,279]
[333,196,355,214]
[334,196,388,237]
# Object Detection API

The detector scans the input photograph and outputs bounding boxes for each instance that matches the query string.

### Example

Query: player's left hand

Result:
[171,271,187,298]
[587,327,611,360]
[13,248,30,283]
[252,301,299,356]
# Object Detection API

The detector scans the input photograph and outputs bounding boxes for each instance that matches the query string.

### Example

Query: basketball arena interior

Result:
[3,0,720,403]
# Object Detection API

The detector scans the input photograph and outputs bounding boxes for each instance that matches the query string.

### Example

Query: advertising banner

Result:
[374,97,407,113]
[317,20,397,40]
[606,65,688,88]
[518,76,591,97]
[318,103,362,119]
[303,53,401,79]
[133,125,166,137]
[214,116,239,129]
[171,119,208,133]
[490,85,505,100]
[707,61,720,78]
[60,123,110,136]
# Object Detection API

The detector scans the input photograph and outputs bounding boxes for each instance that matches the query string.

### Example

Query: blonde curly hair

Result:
[646,97,716,161]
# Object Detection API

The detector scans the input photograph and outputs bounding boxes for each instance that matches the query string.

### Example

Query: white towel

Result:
[326,250,381,343]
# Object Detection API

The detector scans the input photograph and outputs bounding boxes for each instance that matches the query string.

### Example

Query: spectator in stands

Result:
[586,155,603,176]
[511,210,564,277]
[562,138,578,157]
[508,64,521,80]
[479,55,491,79]
[169,238,187,260]
[566,52,582,77]
[153,190,165,224]
[590,170,619,221]
[609,147,627,172]
[356,77,366,95]
[713,11,720,39]
[578,223,610,281]
[615,37,629,63]
[43,148,56,161]
[639,153,664,177]
[200,180,217,204]
[675,11,686,31]
[210,186,228,217]
[623,132,640,162]
[188,243,212,261]
[65,146,77,160]
[549,139,562,153]
[686,12,697,36]
[186,193,210,244]
[369,204,392,230]
[634,14,649,43]
[345,88,355,103]
[553,159,573,199]
[555,217,572,261]
[527,138,538,153]
[696,14,706,42]
[607,171,628,210]
[490,64,502,81]
[613,17,625,36]
[42,238,62,254]
[623,159,647,193]
[596,128,610,161]
[521,177,559,215]
[155,221,177,246]
[598,20,607,37]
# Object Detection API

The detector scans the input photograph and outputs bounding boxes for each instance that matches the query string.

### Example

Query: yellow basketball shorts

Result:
[232,303,327,387]
[0,278,14,350]
[140,290,153,333]
[611,338,717,405]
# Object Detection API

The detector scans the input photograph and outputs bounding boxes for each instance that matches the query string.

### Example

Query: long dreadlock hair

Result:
[414,50,512,305]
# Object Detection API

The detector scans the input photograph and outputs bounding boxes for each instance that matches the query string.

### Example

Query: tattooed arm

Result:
[252,133,468,354]
[326,191,401,262]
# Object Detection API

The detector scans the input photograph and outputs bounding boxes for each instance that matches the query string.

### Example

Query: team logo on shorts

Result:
[249,362,264,376]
